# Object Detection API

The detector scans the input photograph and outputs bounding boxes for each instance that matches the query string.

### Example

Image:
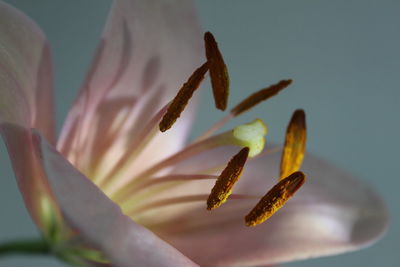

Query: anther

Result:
[245,171,306,227]
[204,31,229,111]
[207,147,250,210]
[279,109,307,179]
[159,62,209,132]
[231,79,292,116]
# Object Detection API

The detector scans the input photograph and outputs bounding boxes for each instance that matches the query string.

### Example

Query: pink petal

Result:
[58,0,204,178]
[0,123,60,232]
[155,147,388,266]
[0,2,55,143]
[34,131,198,267]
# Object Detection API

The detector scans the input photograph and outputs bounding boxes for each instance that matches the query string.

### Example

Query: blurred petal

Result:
[156,147,388,266]
[35,131,198,267]
[58,0,203,180]
[0,1,55,142]
[0,123,60,233]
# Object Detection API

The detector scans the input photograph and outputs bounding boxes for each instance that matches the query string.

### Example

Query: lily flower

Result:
[0,0,388,266]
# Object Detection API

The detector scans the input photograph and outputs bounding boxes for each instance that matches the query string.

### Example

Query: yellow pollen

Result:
[279,109,307,179]
[231,79,292,116]
[159,62,209,132]
[207,147,250,210]
[245,171,306,227]
[204,31,230,111]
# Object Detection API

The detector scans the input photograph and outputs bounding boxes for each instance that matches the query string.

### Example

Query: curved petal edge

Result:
[34,130,198,267]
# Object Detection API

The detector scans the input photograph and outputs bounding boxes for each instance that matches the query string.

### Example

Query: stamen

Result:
[231,79,292,116]
[245,171,306,227]
[159,62,209,132]
[194,80,291,142]
[280,109,307,180]
[204,32,229,111]
[207,147,250,210]
[127,118,267,184]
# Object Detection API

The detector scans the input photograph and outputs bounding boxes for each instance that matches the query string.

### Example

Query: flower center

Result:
[86,32,308,229]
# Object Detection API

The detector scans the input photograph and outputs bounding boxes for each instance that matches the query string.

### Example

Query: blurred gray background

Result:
[0,0,398,266]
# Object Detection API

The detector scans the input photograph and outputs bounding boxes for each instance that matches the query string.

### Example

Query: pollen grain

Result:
[207,147,250,210]
[204,31,229,111]
[159,62,208,132]
[279,109,307,180]
[245,171,306,227]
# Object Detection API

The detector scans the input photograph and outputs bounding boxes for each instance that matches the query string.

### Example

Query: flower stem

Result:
[0,238,50,257]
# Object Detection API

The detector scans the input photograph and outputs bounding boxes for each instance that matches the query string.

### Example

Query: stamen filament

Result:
[245,171,306,227]
[135,174,218,193]
[252,145,282,159]
[194,113,234,142]
[116,174,218,204]
[112,134,228,197]
[115,118,268,197]
[131,194,258,215]
[204,32,230,111]
[280,109,307,180]
[194,80,290,142]
[159,62,209,132]
[207,147,249,210]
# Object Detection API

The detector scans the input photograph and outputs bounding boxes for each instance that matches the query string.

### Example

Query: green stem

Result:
[0,238,50,257]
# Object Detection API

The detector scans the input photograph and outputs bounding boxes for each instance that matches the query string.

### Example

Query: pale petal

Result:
[120,146,242,225]
[34,131,198,267]
[155,147,388,266]
[0,123,60,233]
[0,1,55,142]
[58,0,203,180]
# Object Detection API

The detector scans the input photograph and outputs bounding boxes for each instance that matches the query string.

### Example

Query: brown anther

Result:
[204,31,229,111]
[279,109,307,179]
[207,147,249,210]
[245,171,306,227]
[159,62,209,132]
[231,79,292,116]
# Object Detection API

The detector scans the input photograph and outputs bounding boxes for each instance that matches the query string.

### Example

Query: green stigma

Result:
[232,119,267,157]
